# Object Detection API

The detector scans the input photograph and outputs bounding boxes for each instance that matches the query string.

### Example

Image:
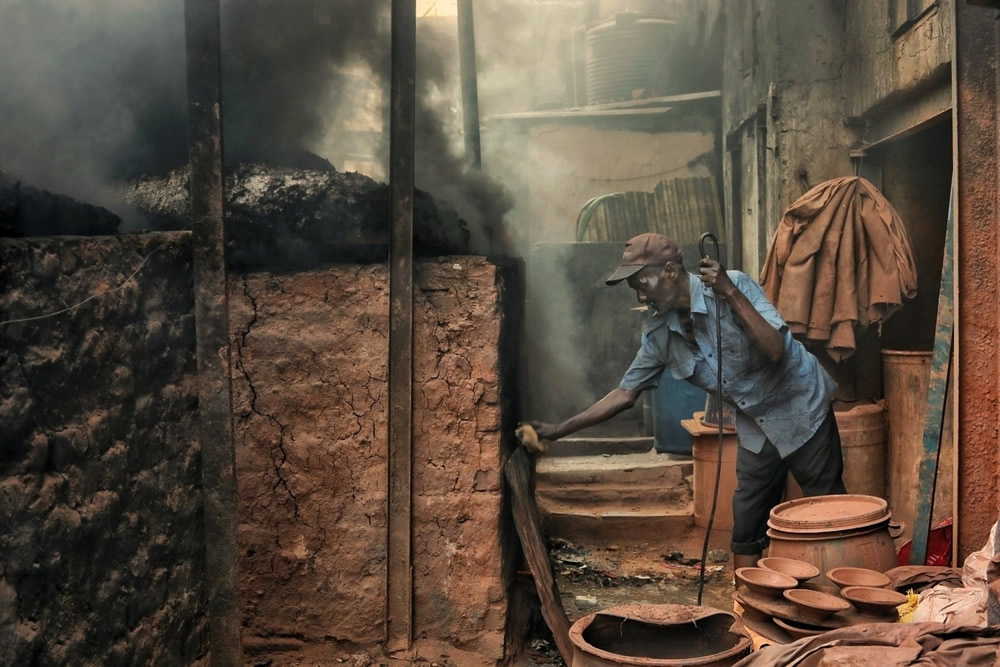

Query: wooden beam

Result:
[183,0,242,663]
[386,0,416,654]
[504,448,574,665]
[457,0,482,169]
[953,0,1000,561]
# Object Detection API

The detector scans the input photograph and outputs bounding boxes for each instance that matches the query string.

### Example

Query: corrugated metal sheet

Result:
[579,175,723,244]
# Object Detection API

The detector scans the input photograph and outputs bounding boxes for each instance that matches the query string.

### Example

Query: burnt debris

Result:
[0,172,122,238]
[125,162,471,271]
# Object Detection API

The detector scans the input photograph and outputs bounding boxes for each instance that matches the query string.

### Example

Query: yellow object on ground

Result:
[897,589,919,623]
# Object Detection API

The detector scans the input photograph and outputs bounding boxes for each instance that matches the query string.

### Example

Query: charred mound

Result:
[126,163,471,271]
[0,172,121,238]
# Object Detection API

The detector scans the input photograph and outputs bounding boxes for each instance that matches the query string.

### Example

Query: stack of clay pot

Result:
[764,494,900,587]
[734,558,906,642]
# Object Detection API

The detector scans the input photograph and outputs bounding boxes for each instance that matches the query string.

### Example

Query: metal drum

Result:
[585,14,675,105]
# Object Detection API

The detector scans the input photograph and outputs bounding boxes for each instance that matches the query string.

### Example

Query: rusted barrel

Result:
[882,350,932,544]
[834,400,888,499]
[568,604,751,666]
[684,413,739,530]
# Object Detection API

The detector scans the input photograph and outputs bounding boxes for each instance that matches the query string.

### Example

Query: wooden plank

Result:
[504,448,574,665]
[183,1,243,664]
[386,0,416,653]
[909,180,955,565]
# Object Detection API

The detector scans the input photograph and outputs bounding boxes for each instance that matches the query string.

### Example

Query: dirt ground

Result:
[526,537,736,666]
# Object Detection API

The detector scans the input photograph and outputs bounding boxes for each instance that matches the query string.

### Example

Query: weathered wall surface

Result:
[233,258,512,665]
[844,0,952,119]
[721,0,853,275]
[954,1,1000,560]
[0,233,208,665]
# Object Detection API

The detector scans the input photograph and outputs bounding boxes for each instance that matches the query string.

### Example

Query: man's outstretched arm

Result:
[530,387,641,441]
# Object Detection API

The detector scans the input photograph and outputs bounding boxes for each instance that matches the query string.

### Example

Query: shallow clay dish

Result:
[841,586,907,618]
[739,602,770,623]
[736,592,772,622]
[826,566,891,590]
[736,567,798,598]
[783,588,851,623]
[773,616,829,640]
[759,557,821,583]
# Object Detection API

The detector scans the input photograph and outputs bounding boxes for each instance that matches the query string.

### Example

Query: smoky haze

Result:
[0,0,625,419]
[0,0,515,250]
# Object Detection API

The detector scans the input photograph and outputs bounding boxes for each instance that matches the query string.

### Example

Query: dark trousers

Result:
[730,408,847,555]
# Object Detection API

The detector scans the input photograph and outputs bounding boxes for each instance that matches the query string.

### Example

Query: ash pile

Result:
[125,162,472,271]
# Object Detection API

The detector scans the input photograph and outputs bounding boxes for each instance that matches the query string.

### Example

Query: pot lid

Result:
[768,494,890,533]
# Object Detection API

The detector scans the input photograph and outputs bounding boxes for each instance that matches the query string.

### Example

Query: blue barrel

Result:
[652,370,705,455]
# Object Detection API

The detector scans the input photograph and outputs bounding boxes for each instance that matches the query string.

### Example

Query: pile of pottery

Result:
[734,558,908,642]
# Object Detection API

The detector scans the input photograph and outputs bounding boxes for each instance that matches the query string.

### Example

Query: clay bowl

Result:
[773,616,830,640]
[841,586,907,618]
[739,602,770,623]
[737,595,772,622]
[826,566,891,590]
[758,557,821,584]
[735,567,798,598]
[782,588,851,623]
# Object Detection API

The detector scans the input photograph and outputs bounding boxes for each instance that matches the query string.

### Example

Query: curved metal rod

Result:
[696,230,725,606]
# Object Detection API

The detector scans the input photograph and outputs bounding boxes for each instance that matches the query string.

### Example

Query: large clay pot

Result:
[569,604,751,667]
[765,495,899,587]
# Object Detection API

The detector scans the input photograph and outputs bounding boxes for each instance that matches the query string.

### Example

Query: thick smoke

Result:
[0,0,511,249]
[0,0,187,214]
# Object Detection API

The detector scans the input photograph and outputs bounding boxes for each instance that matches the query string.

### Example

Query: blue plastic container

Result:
[651,370,706,455]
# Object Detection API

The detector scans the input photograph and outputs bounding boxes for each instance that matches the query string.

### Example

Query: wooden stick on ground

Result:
[504,447,574,664]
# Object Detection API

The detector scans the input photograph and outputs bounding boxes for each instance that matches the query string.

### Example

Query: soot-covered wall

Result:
[0,233,207,665]
[232,257,516,665]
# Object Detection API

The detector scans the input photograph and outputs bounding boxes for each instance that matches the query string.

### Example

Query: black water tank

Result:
[584,14,675,105]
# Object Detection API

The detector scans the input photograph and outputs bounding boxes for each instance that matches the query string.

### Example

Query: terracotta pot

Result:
[569,604,751,667]
[766,495,898,587]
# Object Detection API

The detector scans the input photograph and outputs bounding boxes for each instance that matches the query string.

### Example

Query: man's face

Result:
[626,263,684,314]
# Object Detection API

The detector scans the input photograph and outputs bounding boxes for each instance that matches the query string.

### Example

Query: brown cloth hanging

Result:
[759,176,918,362]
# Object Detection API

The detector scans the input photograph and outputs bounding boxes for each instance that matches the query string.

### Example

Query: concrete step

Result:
[534,449,695,544]
[536,483,690,510]
[535,450,693,487]
[545,436,654,457]
[538,500,695,544]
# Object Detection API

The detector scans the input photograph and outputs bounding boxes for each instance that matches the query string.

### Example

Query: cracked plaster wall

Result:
[0,233,208,666]
[233,257,511,665]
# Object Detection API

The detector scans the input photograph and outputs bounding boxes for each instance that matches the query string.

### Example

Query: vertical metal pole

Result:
[457,0,482,169]
[184,0,242,664]
[386,0,415,654]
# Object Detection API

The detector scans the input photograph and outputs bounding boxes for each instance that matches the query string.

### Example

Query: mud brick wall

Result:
[0,234,208,665]
[232,257,515,665]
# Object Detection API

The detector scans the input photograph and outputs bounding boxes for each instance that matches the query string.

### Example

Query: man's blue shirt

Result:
[619,271,836,457]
